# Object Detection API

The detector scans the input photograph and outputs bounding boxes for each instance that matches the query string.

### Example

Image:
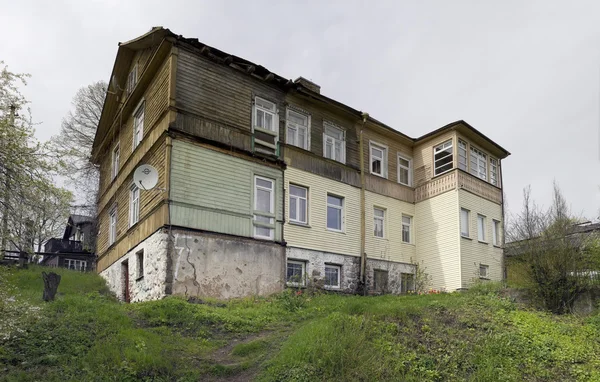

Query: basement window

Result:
[324,264,341,288]
[433,139,453,176]
[479,264,489,279]
[286,260,306,286]
[136,249,144,280]
[401,273,415,293]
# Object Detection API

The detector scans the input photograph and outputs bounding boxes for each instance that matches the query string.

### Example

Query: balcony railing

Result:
[414,169,502,204]
[44,238,86,254]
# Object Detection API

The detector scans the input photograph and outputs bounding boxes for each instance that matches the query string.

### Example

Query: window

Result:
[254,97,277,132]
[373,270,389,293]
[286,109,309,150]
[402,215,412,243]
[323,123,345,163]
[136,250,144,280]
[490,158,499,186]
[109,207,117,245]
[434,139,453,176]
[133,101,145,150]
[129,184,140,227]
[254,176,275,239]
[65,259,87,271]
[370,142,387,177]
[324,265,341,288]
[401,273,415,293]
[111,143,120,180]
[327,194,344,231]
[493,220,501,246]
[126,64,138,95]
[470,146,487,180]
[373,207,385,238]
[289,185,308,224]
[286,260,305,286]
[477,214,486,242]
[460,208,470,237]
[479,264,489,279]
[398,154,412,186]
[458,140,468,171]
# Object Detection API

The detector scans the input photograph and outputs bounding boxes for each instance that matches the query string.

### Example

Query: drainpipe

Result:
[358,112,369,294]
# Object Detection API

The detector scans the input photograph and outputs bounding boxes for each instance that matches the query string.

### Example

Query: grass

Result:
[1,266,600,381]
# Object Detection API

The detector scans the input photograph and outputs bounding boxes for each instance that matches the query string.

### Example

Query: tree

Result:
[506,182,600,314]
[0,62,72,256]
[51,81,106,216]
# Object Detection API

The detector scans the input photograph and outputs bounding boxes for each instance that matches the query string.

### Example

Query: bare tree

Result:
[507,181,600,314]
[51,81,106,216]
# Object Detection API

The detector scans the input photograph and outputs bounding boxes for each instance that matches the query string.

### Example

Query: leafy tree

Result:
[0,62,72,256]
[51,81,106,217]
[507,182,600,314]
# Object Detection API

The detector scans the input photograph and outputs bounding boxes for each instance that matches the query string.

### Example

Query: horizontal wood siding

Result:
[175,47,285,146]
[458,189,503,288]
[365,190,415,264]
[284,146,360,187]
[415,189,461,291]
[413,130,456,187]
[170,139,283,241]
[362,124,413,184]
[284,167,361,257]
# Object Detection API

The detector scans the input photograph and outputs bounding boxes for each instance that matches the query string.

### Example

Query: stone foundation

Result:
[366,258,416,294]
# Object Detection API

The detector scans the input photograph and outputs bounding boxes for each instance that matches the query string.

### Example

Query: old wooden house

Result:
[91,27,510,302]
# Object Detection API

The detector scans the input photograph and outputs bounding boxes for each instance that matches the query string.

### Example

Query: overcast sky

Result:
[1,0,599,220]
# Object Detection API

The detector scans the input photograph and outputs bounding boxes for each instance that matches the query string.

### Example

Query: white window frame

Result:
[373,207,385,238]
[286,260,306,286]
[129,184,140,227]
[286,108,310,150]
[253,175,275,240]
[490,157,499,187]
[470,146,487,181]
[65,259,87,271]
[133,100,145,150]
[111,143,120,180]
[289,184,308,225]
[253,96,277,133]
[492,219,501,246]
[324,264,341,289]
[458,139,468,171]
[479,264,490,279]
[323,123,346,163]
[326,193,344,232]
[460,208,470,237]
[136,249,144,279]
[109,206,117,246]
[126,64,138,96]
[477,214,486,242]
[369,141,388,178]
[397,154,413,186]
[402,215,412,243]
[433,139,454,176]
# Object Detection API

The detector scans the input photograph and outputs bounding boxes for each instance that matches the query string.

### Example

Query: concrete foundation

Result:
[171,230,285,299]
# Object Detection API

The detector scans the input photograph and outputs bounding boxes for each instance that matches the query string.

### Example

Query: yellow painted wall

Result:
[413,131,456,187]
[415,189,461,291]
[458,189,503,287]
[365,191,415,264]
[284,167,360,257]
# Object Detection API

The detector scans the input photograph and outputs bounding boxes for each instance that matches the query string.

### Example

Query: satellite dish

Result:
[133,165,159,190]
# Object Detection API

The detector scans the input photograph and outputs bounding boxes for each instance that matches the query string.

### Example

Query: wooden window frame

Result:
[132,99,145,150]
[369,141,388,178]
[109,206,117,246]
[373,207,385,238]
[458,139,468,171]
[398,153,413,186]
[470,145,488,181]
[433,139,454,176]
[286,259,306,286]
[490,157,499,187]
[326,193,345,232]
[286,108,310,150]
[323,123,346,164]
[253,175,275,240]
[129,183,140,227]
[111,143,120,180]
[324,264,341,289]
[460,208,470,238]
[477,214,487,242]
[479,264,490,279]
[289,184,308,225]
[492,219,501,246]
[402,214,412,243]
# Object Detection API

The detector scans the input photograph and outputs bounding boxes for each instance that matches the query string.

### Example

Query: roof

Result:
[92,27,510,160]
[70,214,95,225]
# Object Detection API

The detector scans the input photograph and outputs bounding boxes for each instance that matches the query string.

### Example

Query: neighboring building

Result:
[41,214,96,271]
[91,27,510,302]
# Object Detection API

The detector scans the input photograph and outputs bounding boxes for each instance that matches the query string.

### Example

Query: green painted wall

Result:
[170,139,283,241]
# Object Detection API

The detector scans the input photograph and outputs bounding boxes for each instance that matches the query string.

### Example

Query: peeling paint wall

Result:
[100,229,170,302]
[172,230,285,299]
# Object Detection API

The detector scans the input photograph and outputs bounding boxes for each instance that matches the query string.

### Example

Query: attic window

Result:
[126,64,138,96]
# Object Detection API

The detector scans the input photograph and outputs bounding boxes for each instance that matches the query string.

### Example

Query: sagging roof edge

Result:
[94,27,510,159]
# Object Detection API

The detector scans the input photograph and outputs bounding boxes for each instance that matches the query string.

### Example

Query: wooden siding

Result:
[458,189,503,288]
[284,93,361,170]
[362,123,413,184]
[413,130,456,187]
[97,135,169,272]
[170,139,284,241]
[175,47,285,150]
[366,175,414,203]
[415,189,461,291]
[456,131,503,190]
[415,170,458,202]
[457,171,502,204]
[365,190,416,264]
[98,53,172,200]
[283,145,360,187]
[284,167,361,257]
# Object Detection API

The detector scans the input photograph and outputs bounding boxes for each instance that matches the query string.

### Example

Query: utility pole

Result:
[0,105,16,259]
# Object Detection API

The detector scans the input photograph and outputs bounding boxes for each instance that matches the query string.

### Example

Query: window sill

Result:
[289,221,310,228]
[324,285,341,290]
[401,241,415,246]
[479,277,490,280]
[374,236,387,240]
[493,245,503,249]
[286,282,306,288]
[370,172,387,179]
[478,241,489,245]
[136,276,144,282]
[461,235,472,240]
[327,229,345,234]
